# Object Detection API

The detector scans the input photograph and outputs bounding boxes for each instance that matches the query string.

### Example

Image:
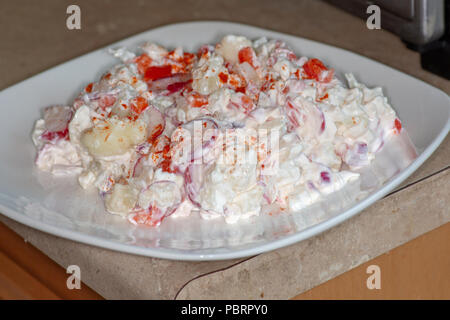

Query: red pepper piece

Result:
[303,58,328,81]
[238,47,257,68]
[144,65,172,82]
[130,96,149,115]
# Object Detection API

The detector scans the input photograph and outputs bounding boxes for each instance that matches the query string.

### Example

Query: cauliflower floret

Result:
[198,137,263,221]
[192,53,227,95]
[105,183,138,215]
[80,117,147,157]
[215,35,252,64]
[138,180,182,211]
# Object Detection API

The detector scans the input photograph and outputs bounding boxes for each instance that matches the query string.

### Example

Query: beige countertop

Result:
[0,0,448,299]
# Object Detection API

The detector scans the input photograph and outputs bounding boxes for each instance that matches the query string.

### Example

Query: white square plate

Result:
[0,21,448,260]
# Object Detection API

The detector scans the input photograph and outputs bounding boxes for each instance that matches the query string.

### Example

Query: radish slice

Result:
[151,134,170,153]
[184,163,207,208]
[163,106,183,127]
[132,180,184,226]
[140,106,165,143]
[132,155,145,177]
[148,135,171,168]
[136,142,150,155]
[43,106,72,132]
[73,98,84,110]
[184,163,220,212]
[181,118,219,163]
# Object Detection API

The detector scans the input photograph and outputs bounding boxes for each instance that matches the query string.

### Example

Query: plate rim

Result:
[1,20,449,261]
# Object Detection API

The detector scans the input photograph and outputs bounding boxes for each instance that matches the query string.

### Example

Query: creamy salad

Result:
[32,35,403,226]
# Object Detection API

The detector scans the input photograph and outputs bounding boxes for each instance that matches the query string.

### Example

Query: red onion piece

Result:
[167,80,191,94]
[147,73,191,92]
[344,142,370,167]
[40,128,69,144]
[320,171,331,183]
[43,106,72,133]
[319,110,326,134]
